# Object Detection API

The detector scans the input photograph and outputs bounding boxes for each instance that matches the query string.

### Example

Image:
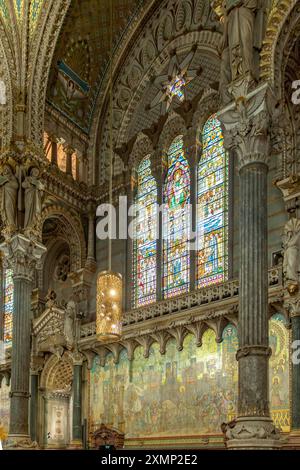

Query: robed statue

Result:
[22,167,44,231]
[225,0,258,80]
[282,218,300,283]
[0,164,18,231]
[64,300,76,350]
[216,0,268,102]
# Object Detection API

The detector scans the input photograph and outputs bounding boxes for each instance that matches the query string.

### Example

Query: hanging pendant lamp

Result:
[96,0,123,343]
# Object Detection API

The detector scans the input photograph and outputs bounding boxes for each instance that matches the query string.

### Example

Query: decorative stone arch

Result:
[260,1,300,99]
[128,134,154,170]
[41,205,86,272]
[192,90,220,140]
[40,353,73,392]
[27,0,72,145]
[157,114,186,168]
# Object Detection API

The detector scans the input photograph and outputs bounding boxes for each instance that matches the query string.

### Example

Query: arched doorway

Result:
[39,354,73,449]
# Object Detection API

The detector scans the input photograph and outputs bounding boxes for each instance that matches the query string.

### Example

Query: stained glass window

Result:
[3,268,13,347]
[132,156,157,307]
[197,115,228,287]
[163,135,190,298]
[167,76,186,102]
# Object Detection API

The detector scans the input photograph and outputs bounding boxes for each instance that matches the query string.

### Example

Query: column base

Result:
[68,439,83,450]
[285,431,300,449]
[224,417,283,450]
[4,434,39,450]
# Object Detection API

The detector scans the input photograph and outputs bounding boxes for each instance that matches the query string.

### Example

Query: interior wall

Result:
[87,314,290,448]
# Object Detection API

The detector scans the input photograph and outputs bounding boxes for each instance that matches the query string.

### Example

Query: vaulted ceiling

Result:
[46,0,142,133]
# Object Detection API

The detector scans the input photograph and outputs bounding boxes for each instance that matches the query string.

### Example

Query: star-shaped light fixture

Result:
[147,45,202,113]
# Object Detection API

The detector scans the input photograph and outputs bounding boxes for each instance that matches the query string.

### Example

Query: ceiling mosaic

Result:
[0,0,44,37]
[46,0,143,133]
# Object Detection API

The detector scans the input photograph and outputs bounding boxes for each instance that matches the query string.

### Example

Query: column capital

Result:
[0,234,46,281]
[63,144,75,157]
[218,84,277,170]
[70,350,84,366]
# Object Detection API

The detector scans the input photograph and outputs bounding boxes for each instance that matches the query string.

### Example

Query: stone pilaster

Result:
[85,202,97,271]
[125,170,133,310]
[48,134,58,166]
[219,83,282,449]
[0,234,46,449]
[64,145,74,177]
[184,129,198,291]
[151,156,164,301]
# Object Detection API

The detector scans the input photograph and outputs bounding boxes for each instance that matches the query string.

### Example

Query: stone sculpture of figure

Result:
[0,164,18,230]
[282,218,300,283]
[45,289,57,309]
[22,167,44,230]
[64,300,76,349]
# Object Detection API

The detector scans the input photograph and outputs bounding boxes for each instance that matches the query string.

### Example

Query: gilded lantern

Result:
[96,271,122,342]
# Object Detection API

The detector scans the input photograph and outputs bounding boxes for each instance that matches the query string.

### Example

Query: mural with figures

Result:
[0,377,10,436]
[89,318,290,442]
[90,327,238,438]
[269,314,290,432]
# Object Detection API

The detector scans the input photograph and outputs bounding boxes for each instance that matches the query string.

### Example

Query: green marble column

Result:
[30,372,39,443]
[70,360,83,448]
[219,83,282,449]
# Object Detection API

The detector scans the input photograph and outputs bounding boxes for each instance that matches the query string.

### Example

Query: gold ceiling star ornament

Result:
[147,45,202,113]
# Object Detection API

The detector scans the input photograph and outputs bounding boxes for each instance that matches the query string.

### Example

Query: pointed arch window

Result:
[163,135,190,298]
[132,156,157,307]
[197,115,228,287]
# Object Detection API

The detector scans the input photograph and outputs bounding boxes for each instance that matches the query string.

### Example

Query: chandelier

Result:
[96,0,123,343]
[96,271,122,342]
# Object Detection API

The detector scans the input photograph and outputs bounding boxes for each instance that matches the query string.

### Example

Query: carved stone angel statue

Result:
[64,300,76,350]
[0,164,19,231]
[282,218,300,283]
[22,167,44,231]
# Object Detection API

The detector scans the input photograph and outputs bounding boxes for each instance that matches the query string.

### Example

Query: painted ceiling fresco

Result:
[47,0,143,132]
